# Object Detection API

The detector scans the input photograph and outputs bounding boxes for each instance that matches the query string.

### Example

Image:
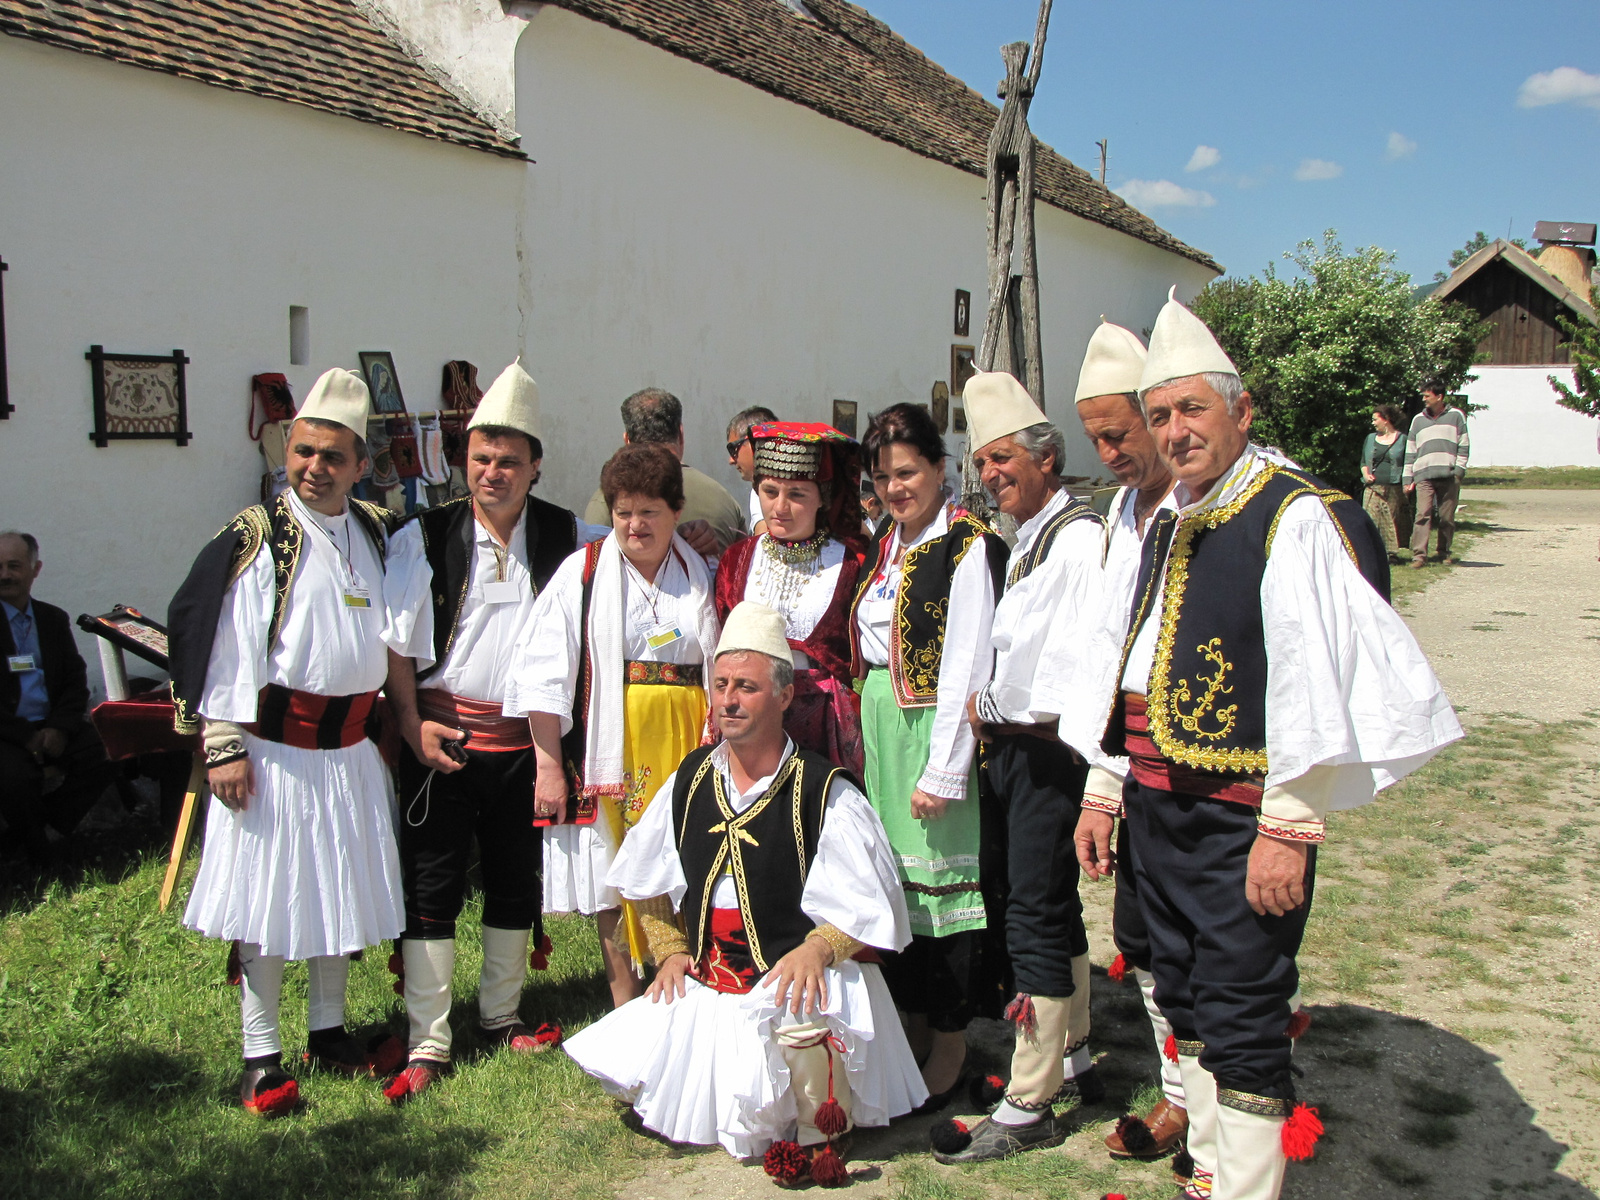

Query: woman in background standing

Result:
[1362,403,1412,560]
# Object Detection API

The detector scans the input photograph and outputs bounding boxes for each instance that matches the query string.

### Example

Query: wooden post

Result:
[158,754,206,912]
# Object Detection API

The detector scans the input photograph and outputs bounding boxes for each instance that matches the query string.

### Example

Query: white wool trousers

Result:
[238,942,350,1060]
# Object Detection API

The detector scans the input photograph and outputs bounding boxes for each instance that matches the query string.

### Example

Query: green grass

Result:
[1386,505,1497,601]
[1464,466,1600,488]
[0,855,665,1200]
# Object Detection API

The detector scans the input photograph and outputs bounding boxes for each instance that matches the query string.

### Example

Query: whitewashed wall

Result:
[511,7,1216,513]
[1461,367,1600,467]
[0,36,523,677]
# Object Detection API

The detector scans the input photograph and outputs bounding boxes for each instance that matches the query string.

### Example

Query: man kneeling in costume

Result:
[563,602,927,1184]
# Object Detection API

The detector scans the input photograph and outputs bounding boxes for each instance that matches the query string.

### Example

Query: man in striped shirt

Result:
[1403,382,1470,568]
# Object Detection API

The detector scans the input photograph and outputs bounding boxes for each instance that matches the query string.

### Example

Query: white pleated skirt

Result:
[543,820,621,915]
[183,731,404,961]
[564,959,928,1158]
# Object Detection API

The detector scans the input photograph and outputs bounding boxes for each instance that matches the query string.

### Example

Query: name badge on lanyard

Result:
[646,624,684,650]
[343,588,373,610]
[7,654,36,672]
[483,580,521,606]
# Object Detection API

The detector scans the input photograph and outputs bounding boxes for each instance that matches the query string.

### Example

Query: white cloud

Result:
[1114,179,1217,211]
[1517,66,1600,109]
[1385,131,1417,160]
[1293,157,1344,181]
[1185,145,1221,172]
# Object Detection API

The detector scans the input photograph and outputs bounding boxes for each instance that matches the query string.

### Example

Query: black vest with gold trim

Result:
[1006,494,1102,591]
[1102,464,1388,777]
[670,745,849,972]
[167,491,392,733]
[848,507,1007,706]
[404,494,578,683]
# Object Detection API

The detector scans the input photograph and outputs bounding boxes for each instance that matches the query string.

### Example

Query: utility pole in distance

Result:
[1096,139,1108,186]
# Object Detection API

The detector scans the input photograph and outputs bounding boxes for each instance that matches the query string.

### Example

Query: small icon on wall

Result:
[954,289,971,338]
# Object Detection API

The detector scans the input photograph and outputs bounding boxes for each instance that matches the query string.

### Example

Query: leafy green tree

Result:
[1549,284,1600,420]
[1192,230,1489,494]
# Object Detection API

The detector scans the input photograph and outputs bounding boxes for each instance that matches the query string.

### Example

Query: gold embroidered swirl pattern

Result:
[1169,637,1238,741]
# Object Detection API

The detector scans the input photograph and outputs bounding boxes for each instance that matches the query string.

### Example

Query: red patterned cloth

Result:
[416,689,532,751]
[245,684,380,751]
[1122,693,1263,807]
[91,689,199,760]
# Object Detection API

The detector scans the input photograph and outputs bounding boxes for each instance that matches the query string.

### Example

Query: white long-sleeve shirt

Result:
[606,739,913,953]
[200,490,433,722]
[1054,449,1462,832]
[970,487,1104,725]
[853,505,996,799]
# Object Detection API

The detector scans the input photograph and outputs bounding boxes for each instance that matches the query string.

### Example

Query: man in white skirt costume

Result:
[168,368,433,1115]
[563,602,927,1186]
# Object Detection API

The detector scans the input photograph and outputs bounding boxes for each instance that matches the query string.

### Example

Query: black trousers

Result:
[984,734,1089,997]
[396,743,542,940]
[1111,812,1153,973]
[0,723,114,857]
[1124,776,1314,1101]
[880,929,990,1032]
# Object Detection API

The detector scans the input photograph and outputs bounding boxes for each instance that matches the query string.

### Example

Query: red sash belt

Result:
[416,689,532,752]
[1122,693,1265,807]
[692,907,882,996]
[248,683,379,751]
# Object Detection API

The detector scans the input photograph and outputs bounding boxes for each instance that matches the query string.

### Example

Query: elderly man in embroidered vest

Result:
[562,602,926,1186]
[167,368,434,1116]
[1061,290,1461,1200]
[381,361,609,1103]
[931,372,1109,1165]
[1033,321,1192,1171]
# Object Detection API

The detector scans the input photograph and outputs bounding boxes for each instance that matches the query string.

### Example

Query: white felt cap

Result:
[1138,286,1239,395]
[296,368,371,438]
[469,359,541,440]
[963,370,1048,452]
[715,602,794,667]
[1075,318,1148,402]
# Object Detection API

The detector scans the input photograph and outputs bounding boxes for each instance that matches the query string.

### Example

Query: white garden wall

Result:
[1460,366,1600,468]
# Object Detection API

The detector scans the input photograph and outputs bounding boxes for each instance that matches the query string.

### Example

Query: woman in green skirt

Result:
[850,403,1008,1108]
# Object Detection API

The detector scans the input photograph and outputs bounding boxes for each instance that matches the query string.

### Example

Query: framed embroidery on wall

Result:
[86,346,192,447]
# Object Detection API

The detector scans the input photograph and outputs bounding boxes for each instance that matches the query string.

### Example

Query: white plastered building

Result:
[0,0,1217,677]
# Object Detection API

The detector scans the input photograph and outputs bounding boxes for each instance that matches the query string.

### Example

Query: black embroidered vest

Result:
[168,491,392,733]
[1102,465,1389,777]
[1005,494,1102,591]
[849,508,1007,706]
[404,494,578,683]
[671,746,848,972]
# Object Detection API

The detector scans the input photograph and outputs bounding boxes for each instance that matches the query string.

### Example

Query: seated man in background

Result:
[0,530,113,864]
[563,602,927,1186]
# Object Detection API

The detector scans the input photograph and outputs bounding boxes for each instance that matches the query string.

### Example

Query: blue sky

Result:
[857,0,1600,284]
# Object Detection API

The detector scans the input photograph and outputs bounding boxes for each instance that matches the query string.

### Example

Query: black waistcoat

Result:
[403,494,578,683]
[167,491,391,733]
[849,508,1007,706]
[1006,495,1102,591]
[671,745,849,972]
[1102,464,1389,777]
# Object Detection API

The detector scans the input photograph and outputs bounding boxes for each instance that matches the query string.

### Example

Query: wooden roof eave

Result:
[1433,239,1596,325]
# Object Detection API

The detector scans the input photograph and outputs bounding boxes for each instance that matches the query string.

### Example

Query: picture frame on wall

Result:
[0,257,10,419]
[950,344,976,397]
[831,399,858,439]
[86,346,192,447]
[930,380,949,433]
[359,350,407,414]
[954,289,970,338]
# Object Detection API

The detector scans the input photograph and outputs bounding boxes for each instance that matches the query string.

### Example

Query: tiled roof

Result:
[543,0,1220,271]
[0,0,524,159]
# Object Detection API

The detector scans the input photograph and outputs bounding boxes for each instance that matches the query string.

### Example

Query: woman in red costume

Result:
[714,423,867,772]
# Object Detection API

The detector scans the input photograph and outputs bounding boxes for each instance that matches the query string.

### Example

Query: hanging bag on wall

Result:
[250,374,295,441]
[390,416,423,480]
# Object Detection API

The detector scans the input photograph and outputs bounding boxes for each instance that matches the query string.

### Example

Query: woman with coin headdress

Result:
[714,423,867,773]
[508,442,719,1008]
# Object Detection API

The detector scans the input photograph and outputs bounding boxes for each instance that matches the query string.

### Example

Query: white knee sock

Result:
[478,926,530,1031]
[1215,1103,1287,1200]
[239,942,286,1060]
[1177,1052,1220,1191]
[306,954,350,1032]
[404,937,457,1064]
[1136,967,1186,1107]
[1062,954,1094,1079]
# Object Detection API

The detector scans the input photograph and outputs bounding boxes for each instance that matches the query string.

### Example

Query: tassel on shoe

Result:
[1112,1113,1156,1155]
[1281,1104,1323,1160]
[970,1073,1006,1109]
[1107,954,1127,984]
[929,1119,972,1154]
[763,1140,808,1184]
[809,1145,848,1188]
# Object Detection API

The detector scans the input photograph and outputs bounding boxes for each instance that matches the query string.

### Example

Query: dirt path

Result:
[1404,488,1600,723]
[614,489,1600,1200]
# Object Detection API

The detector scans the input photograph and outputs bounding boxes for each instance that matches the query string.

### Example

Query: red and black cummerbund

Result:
[248,683,379,751]
[1122,692,1264,808]
[416,689,532,752]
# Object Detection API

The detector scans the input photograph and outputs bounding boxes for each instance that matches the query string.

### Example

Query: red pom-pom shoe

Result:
[484,1021,562,1054]
[383,1060,445,1106]
[241,1065,300,1118]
